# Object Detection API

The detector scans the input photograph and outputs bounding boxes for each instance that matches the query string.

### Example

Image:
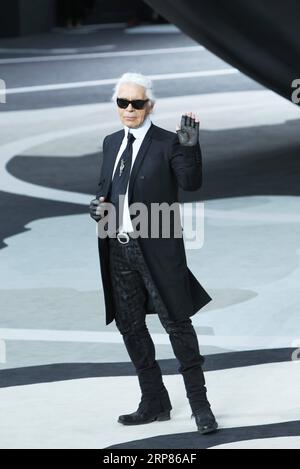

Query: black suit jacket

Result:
[96,122,212,325]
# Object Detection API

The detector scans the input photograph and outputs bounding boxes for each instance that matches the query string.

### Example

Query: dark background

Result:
[0,0,163,38]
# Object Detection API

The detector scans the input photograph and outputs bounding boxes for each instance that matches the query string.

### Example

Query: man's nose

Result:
[127,103,134,111]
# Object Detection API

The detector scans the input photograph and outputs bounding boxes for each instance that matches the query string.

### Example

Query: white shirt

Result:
[111,115,152,233]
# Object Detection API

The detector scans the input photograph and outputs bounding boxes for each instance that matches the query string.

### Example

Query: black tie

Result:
[107,132,136,234]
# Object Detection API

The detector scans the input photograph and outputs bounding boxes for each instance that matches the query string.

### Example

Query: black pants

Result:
[108,235,208,414]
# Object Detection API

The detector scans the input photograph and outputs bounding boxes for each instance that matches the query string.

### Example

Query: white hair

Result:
[111,72,156,106]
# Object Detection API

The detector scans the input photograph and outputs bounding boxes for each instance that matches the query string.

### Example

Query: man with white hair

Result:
[90,72,218,435]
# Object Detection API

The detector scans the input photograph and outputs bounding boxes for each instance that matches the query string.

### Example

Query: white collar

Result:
[123,115,152,140]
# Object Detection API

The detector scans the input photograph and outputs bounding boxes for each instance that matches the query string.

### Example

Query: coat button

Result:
[140,175,145,179]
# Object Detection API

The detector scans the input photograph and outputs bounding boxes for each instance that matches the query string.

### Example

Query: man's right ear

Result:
[149,104,155,114]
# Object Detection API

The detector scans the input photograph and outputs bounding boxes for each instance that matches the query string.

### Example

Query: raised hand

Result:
[176,112,200,146]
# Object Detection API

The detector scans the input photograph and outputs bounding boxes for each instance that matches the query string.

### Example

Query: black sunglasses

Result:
[116,98,149,110]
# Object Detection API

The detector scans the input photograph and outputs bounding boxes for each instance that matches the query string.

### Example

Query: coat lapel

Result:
[101,130,124,198]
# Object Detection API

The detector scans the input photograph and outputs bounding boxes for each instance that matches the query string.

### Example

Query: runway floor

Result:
[0,24,300,449]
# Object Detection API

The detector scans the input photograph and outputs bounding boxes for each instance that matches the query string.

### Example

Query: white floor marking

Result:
[0,44,114,56]
[0,327,298,350]
[5,68,236,94]
[125,24,181,34]
[0,45,204,65]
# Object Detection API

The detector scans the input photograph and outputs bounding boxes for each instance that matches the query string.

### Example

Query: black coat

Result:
[95,122,212,325]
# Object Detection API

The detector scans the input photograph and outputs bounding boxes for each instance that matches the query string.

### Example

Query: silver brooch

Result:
[119,158,125,177]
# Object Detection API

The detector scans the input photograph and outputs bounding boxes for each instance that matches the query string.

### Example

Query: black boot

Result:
[118,392,172,426]
[192,403,218,434]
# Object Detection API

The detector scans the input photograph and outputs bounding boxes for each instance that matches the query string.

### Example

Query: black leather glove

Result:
[176,113,200,146]
[89,196,109,222]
